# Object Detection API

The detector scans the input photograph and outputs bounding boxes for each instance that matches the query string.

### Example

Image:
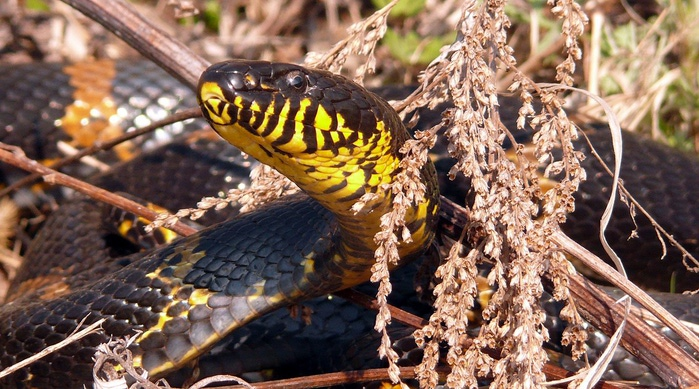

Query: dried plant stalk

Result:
[305,0,399,82]
[404,0,590,387]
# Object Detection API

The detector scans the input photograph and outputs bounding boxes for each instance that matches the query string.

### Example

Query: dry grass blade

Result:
[188,375,253,389]
[579,296,630,389]
[537,83,630,388]
[0,318,105,379]
[540,86,624,273]
[553,231,699,356]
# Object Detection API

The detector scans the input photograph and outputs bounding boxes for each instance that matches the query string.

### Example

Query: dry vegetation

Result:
[1,0,699,388]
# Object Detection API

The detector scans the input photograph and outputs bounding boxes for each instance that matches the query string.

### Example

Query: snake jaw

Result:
[199,97,231,126]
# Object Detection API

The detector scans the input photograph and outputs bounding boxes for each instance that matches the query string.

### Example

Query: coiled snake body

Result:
[0,59,698,388]
[0,60,439,387]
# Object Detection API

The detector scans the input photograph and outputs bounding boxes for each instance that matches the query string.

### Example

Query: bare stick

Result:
[0,145,197,237]
[553,231,699,357]
[564,270,699,387]
[181,365,626,389]
[0,318,105,379]
[60,0,209,89]
[580,131,699,268]
[334,289,428,329]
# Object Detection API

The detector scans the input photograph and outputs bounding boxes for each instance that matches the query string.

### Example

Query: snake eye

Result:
[286,71,307,91]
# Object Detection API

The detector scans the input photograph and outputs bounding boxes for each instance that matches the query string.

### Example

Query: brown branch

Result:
[0,144,197,237]
[438,196,699,387]
[181,353,632,389]
[197,367,435,389]
[179,365,629,389]
[334,289,429,329]
[564,271,699,387]
[554,227,699,351]
[60,0,209,89]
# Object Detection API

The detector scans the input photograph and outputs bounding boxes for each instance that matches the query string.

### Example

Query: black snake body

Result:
[0,60,697,388]
[0,59,441,387]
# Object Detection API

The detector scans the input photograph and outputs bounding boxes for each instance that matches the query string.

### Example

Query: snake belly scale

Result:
[0,60,439,387]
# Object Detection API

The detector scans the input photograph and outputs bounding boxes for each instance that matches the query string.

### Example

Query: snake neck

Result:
[326,163,439,275]
[206,116,440,267]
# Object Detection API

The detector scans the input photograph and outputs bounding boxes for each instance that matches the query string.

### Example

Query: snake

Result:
[0,59,698,388]
[0,59,440,387]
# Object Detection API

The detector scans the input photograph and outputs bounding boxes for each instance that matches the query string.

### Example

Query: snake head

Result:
[197,60,407,211]
[198,60,439,263]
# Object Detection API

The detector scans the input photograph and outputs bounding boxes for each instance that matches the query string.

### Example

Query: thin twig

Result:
[201,367,431,389]
[0,144,197,237]
[334,289,429,329]
[175,365,627,389]
[0,318,106,379]
[580,131,699,269]
[60,0,209,89]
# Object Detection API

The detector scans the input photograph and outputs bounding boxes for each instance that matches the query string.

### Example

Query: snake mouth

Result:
[199,95,237,127]
[199,85,309,137]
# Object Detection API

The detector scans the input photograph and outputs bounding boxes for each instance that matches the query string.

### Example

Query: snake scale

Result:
[0,59,697,388]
